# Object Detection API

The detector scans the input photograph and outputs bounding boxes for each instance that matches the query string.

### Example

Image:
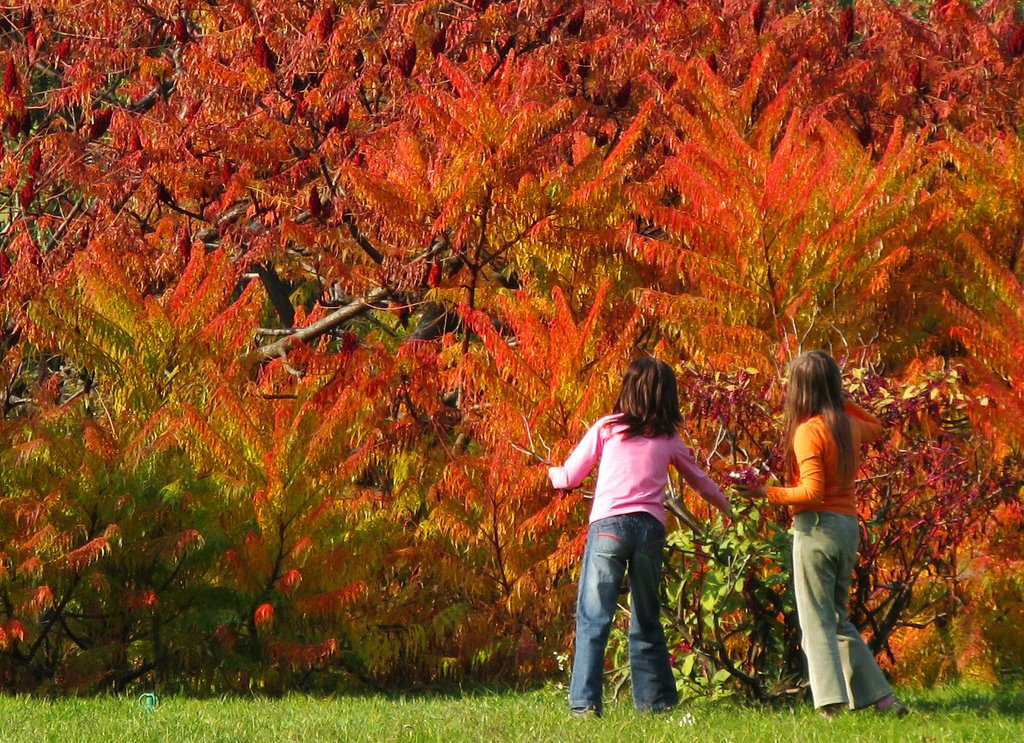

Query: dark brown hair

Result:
[781,350,855,485]
[610,357,683,439]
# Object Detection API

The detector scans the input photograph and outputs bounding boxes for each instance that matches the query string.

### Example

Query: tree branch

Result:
[247,287,391,361]
[253,262,295,327]
[341,211,384,265]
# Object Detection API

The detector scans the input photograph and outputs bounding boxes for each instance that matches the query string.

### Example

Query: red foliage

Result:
[173,16,190,44]
[277,568,302,594]
[564,8,585,37]
[0,0,1020,697]
[6,111,24,138]
[554,56,571,81]
[394,42,417,78]
[325,101,349,133]
[308,186,323,219]
[752,0,767,34]
[254,602,275,631]
[126,590,158,610]
[1011,23,1024,56]
[19,179,34,207]
[268,638,337,669]
[176,228,191,262]
[255,36,277,72]
[311,7,334,42]
[3,58,17,95]
[430,25,447,57]
[27,144,41,175]
[215,623,237,650]
[840,6,855,44]
[908,59,924,90]
[339,331,358,354]
[88,109,112,140]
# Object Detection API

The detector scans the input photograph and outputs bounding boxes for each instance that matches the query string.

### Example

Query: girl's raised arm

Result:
[845,400,883,444]
[548,419,606,490]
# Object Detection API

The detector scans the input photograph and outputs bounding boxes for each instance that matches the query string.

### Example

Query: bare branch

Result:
[247,287,391,362]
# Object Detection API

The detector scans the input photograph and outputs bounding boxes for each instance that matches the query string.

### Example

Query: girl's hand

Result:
[732,484,767,500]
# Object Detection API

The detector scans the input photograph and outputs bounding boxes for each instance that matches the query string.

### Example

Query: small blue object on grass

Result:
[139,692,157,712]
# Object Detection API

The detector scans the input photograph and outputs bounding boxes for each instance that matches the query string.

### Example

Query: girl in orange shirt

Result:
[745,351,907,718]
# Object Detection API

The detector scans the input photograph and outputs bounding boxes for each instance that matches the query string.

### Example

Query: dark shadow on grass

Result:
[382,681,553,701]
[902,685,1024,718]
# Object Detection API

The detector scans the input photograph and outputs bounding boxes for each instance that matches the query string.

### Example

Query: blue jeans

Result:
[568,513,678,714]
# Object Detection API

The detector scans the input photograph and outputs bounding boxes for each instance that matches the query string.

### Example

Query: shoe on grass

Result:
[570,706,600,718]
[819,702,845,720]
[875,694,909,717]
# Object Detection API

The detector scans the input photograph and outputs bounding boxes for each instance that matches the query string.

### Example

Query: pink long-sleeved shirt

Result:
[548,415,731,524]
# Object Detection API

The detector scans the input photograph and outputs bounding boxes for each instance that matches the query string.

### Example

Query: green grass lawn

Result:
[1,684,1022,742]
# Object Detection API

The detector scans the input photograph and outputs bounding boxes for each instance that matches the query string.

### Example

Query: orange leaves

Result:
[435,54,479,101]
[26,585,53,615]
[736,39,779,129]
[161,528,205,563]
[1012,23,1024,57]
[268,637,338,670]
[634,65,945,357]
[254,37,277,73]
[462,282,621,423]
[0,620,26,651]
[60,530,117,573]
[254,602,275,631]
[17,556,43,580]
[125,589,158,611]
[0,0,1020,695]
[599,97,654,176]
[276,568,302,594]
[308,6,335,43]
[866,245,911,296]
[294,582,368,618]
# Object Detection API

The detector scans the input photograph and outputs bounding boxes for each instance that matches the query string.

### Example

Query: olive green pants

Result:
[792,511,892,709]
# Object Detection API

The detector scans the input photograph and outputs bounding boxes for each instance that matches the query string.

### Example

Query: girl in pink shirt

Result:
[548,357,732,717]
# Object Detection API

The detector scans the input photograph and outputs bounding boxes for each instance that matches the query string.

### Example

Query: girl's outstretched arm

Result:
[548,419,605,490]
[672,438,732,517]
[765,422,827,506]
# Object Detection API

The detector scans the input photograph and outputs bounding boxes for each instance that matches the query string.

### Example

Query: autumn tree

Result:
[0,0,1021,693]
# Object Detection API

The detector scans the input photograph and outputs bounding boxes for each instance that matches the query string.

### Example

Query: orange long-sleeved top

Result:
[766,401,883,517]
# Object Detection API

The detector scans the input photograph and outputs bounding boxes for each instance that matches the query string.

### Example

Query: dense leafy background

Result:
[0,0,1022,694]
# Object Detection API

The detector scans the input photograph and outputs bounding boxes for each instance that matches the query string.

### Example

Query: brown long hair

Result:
[610,357,683,439]
[781,351,855,485]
